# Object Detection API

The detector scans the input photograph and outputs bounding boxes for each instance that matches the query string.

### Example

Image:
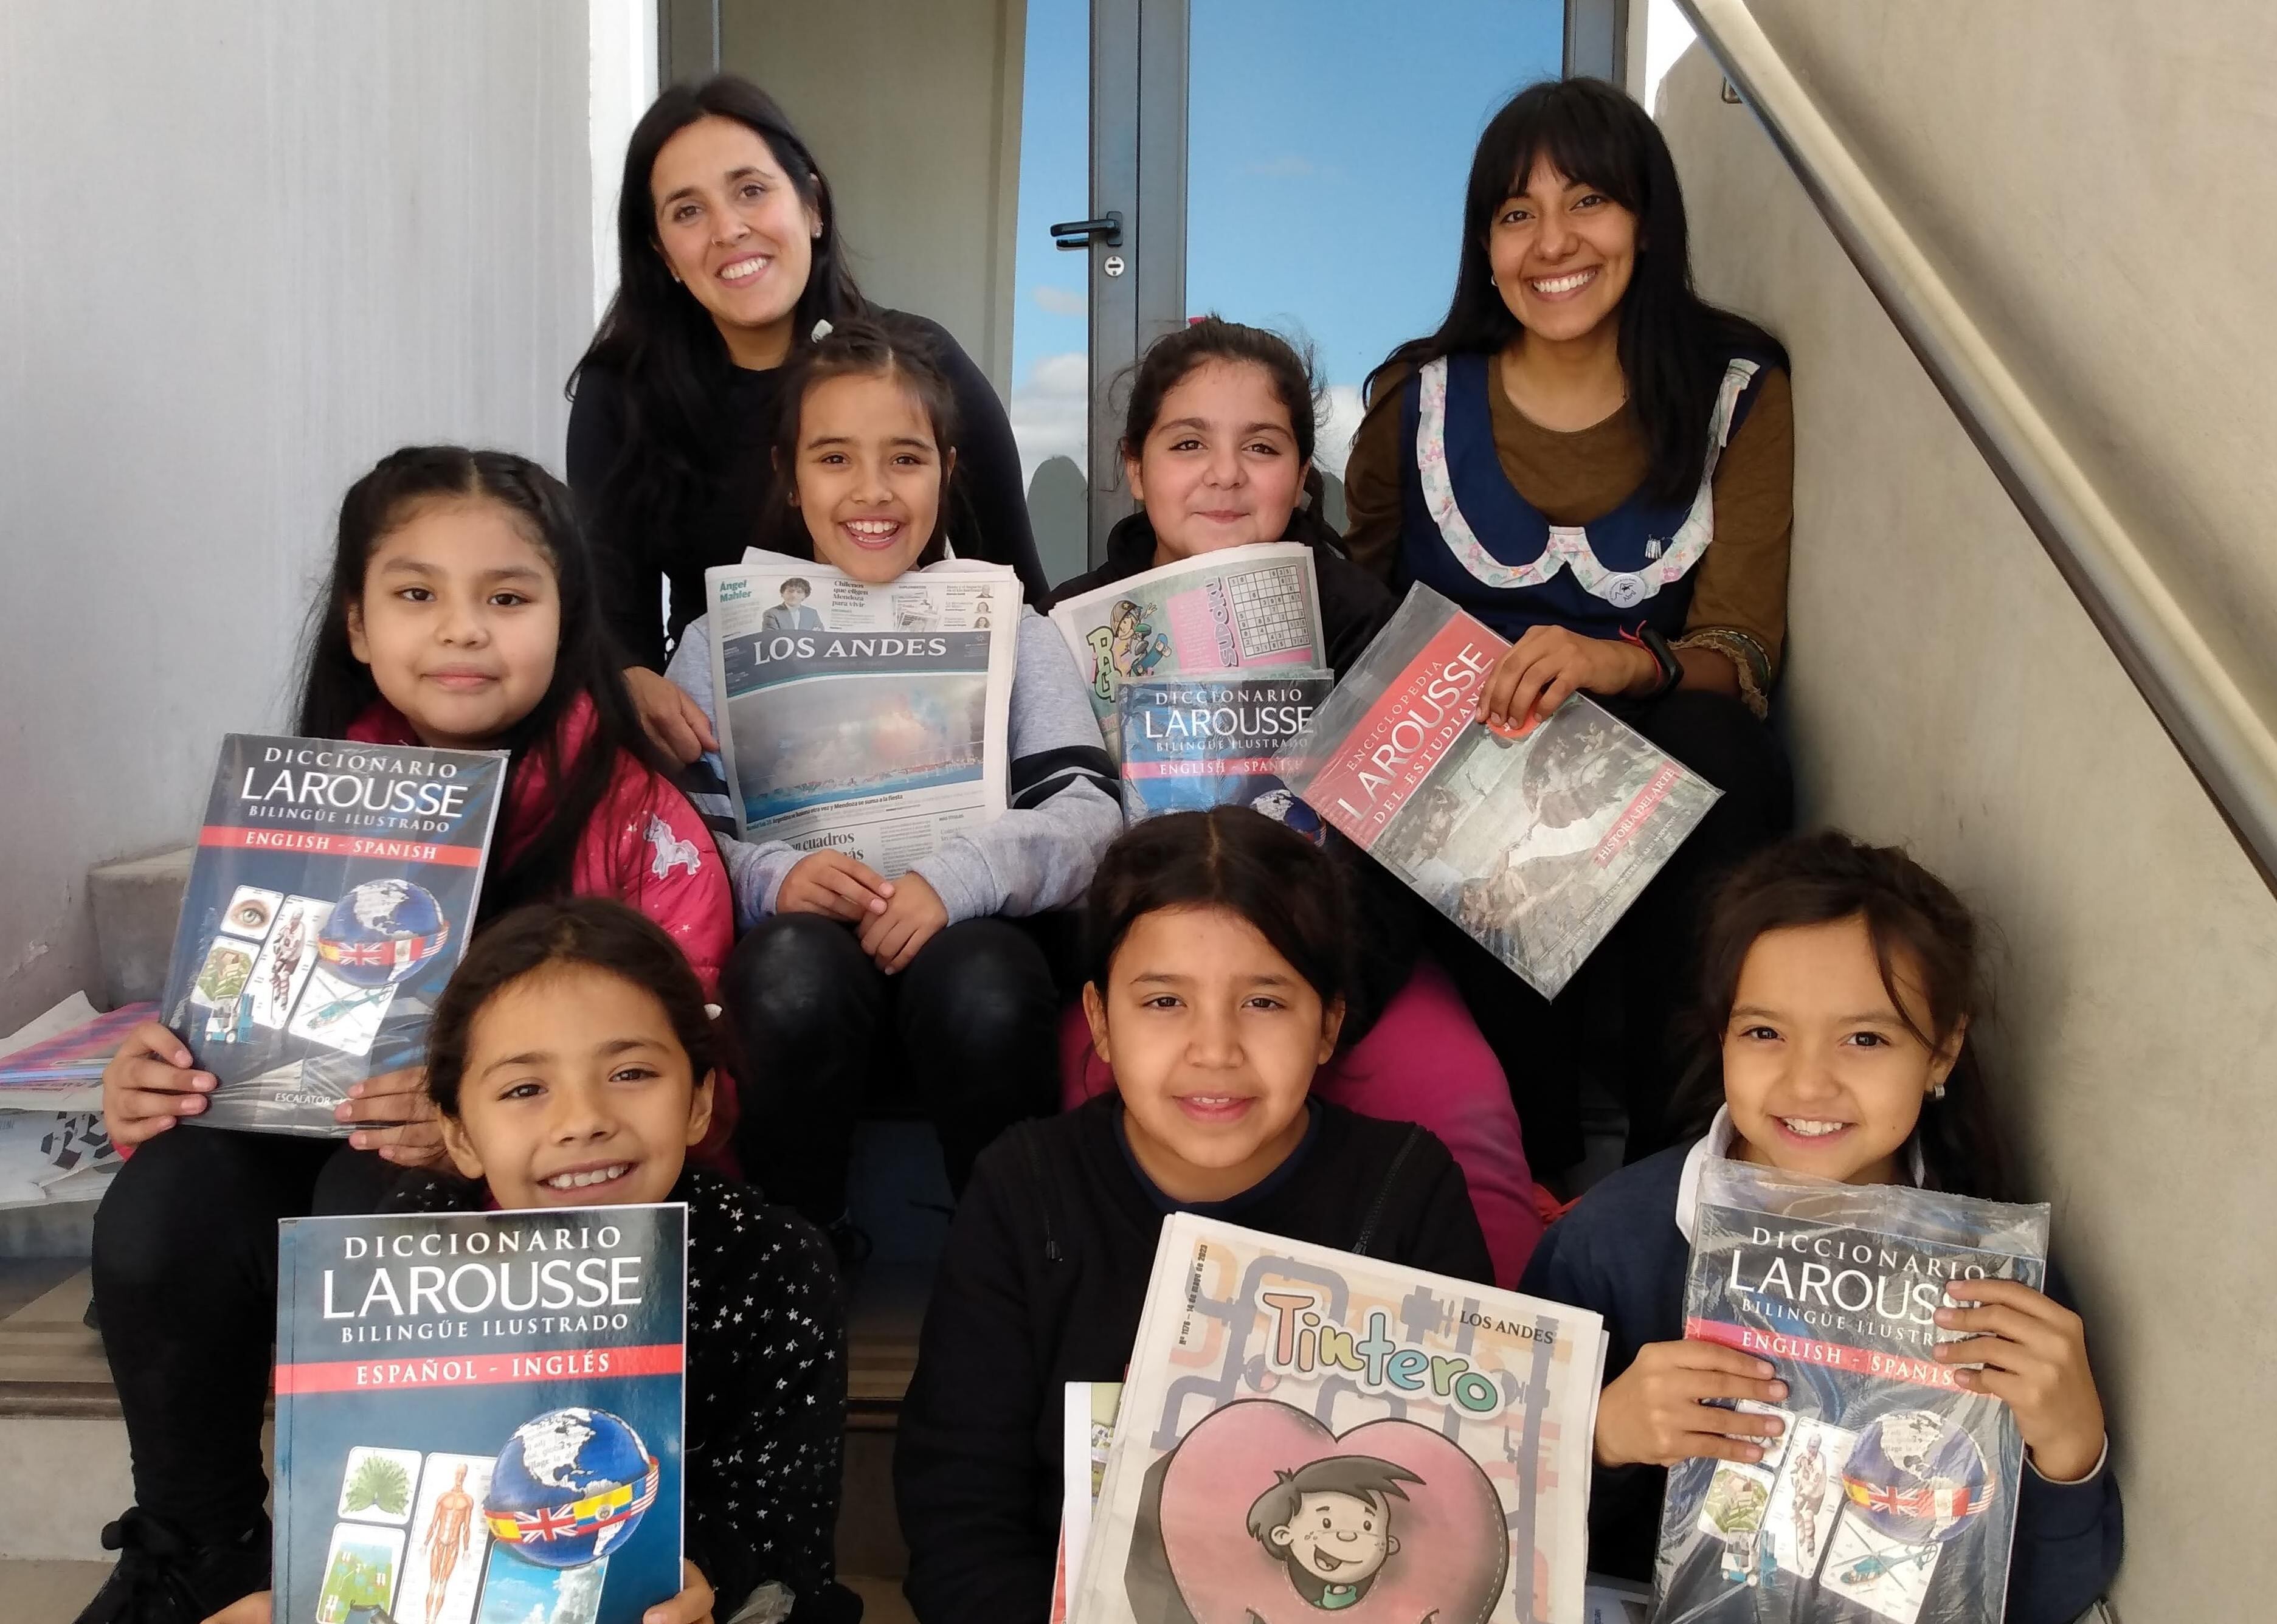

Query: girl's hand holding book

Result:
[779,850,894,922]
[1592,1339,1789,1469]
[860,871,948,973]
[643,1560,716,1624]
[1477,624,1660,729]
[1934,1278,2107,1482]
[100,1020,215,1146]
[333,1065,448,1166]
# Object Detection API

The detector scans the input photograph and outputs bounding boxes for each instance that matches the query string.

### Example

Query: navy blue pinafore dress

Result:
[1395,351,1774,649]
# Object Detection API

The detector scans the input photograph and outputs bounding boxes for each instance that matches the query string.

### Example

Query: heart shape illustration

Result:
[1132,1398,1510,1624]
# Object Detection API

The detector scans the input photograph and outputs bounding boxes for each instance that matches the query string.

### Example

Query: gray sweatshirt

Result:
[666,608,1122,930]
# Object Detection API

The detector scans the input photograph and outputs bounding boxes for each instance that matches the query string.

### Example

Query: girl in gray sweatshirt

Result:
[658,317,1120,1237]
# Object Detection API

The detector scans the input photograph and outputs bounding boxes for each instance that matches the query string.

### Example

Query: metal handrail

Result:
[1673,0,2277,890]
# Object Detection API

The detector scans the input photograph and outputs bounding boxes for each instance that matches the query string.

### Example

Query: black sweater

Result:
[567,309,1048,669]
[1519,1143,2123,1623]
[385,1168,853,1620]
[893,1093,1492,1624]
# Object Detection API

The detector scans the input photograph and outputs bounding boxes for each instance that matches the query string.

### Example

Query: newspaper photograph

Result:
[1048,542,1326,761]
[1278,584,1720,998]
[703,553,1020,877]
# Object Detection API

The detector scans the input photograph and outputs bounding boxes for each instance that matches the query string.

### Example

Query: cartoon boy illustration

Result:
[762,577,824,632]
[1246,1456,1421,1611]
[1108,598,1171,682]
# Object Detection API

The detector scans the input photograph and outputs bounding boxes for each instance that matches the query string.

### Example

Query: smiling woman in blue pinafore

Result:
[1343,77,1795,1180]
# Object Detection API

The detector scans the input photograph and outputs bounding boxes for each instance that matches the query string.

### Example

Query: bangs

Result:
[1475,85,1652,219]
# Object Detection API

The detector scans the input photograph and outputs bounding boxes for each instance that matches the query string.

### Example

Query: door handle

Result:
[1048,211,1122,250]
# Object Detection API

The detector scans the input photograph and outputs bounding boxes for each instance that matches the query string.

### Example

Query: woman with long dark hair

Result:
[568,75,1048,759]
[1343,77,1796,1175]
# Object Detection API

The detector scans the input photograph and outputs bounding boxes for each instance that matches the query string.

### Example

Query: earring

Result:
[1932,1082,1948,1101]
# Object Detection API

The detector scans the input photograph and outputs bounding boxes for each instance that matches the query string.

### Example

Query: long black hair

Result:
[755,314,965,566]
[1369,77,1785,507]
[1117,315,1346,553]
[295,446,686,922]
[1666,831,2014,1201]
[569,77,868,560]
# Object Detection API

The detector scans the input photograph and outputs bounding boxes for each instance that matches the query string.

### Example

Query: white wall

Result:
[1661,21,2277,1613]
[0,2,597,1030]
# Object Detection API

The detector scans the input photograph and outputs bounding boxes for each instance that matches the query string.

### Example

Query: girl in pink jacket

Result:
[81,447,735,1624]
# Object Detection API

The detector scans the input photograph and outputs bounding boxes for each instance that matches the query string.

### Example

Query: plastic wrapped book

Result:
[1276,584,1718,998]
[1653,1159,2048,1623]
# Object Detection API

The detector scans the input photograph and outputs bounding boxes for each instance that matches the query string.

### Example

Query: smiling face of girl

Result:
[346,499,561,750]
[1486,154,1638,348]
[1083,903,1342,1204]
[649,114,821,370]
[1721,914,1963,1186]
[1127,359,1309,564]
[790,367,953,584]
[440,962,714,1211]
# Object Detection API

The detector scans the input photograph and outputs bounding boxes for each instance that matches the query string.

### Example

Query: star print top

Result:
[386,1166,848,1616]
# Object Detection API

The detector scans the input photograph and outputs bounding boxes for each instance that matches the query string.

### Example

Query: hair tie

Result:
[810,319,834,342]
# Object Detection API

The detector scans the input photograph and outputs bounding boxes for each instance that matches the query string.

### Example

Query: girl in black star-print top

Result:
[386,898,855,1624]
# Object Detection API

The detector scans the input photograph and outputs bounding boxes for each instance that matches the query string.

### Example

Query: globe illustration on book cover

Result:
[1839,1408,1992,1544]
[482,1408,660,1569]
[316,880,451,988]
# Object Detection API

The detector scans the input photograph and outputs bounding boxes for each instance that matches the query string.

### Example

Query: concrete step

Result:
[87,846,191,1010]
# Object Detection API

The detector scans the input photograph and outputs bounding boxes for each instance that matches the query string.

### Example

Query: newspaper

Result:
[1070,1214,1606,1624]
[703,553,1021,877]
[1277,584,1720,999]
[1049,542,1327,761]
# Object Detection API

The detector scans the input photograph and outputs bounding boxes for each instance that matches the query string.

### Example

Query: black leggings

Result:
[1434,688,1794,1174]
[722,913,1063,1223]
[91,1128,398,1550]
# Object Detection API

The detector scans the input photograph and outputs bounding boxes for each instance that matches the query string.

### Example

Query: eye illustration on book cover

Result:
[159,736,507,1135]
[1653,1161,2049,1624]
[274,1206,685,1624]
[1069,1214,1606,1624]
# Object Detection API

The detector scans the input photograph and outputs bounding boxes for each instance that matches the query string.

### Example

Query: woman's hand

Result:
[859,871,949,974]
[102,1021,214,1147]
[1477,626,1659,730]
[626,666,719,766]
[1935,1279,2107,1482]
[778,851,894,922]
[1593,1340,1789,1469]
[201,1589,271,1624]
[643,1561,715,1624]
[333,1066,447,1167]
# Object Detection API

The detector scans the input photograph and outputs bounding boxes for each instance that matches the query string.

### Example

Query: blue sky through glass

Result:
[1009,1,1564,481]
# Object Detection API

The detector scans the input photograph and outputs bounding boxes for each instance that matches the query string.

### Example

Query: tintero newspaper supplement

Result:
[1049,542,1326,762]
[1070,1214,1606,1624]
[703,553,1020,877]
